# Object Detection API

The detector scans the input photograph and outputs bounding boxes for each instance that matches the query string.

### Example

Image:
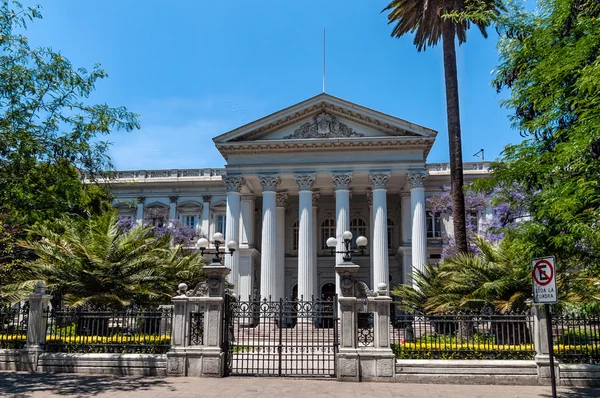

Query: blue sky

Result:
[23,0,534,170]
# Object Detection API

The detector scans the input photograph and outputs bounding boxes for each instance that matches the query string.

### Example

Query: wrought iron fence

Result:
[223,296,339,377]
[390,307,535,360]
[189,311,204,345]
[552,310,600,364]
[43,305,173,353]
[0,302,29,349]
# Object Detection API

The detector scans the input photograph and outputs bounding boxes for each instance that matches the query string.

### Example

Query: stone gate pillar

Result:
[334,262,396,382]
[20,281,52,371]
[167,262,230,377]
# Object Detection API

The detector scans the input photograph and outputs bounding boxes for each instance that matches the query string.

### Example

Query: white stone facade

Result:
[108,94,491,299]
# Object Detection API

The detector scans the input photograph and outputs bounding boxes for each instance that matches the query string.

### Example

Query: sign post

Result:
[532,256,557,398]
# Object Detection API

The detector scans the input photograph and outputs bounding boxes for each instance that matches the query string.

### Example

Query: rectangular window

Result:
[427,214,442,238]
[216,215,226,236]
[183,215,197,229]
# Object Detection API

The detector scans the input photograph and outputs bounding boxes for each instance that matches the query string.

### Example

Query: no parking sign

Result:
[532,256,558,304]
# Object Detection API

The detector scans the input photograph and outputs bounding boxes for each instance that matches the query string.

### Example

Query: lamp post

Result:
[196,232,238,264]
[326,230,367,262]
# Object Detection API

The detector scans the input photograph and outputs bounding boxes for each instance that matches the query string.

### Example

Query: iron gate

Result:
[222,295,339,377]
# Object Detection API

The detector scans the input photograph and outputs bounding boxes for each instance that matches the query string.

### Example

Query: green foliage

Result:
[382,0,504,51]
[393,236,533,313]
[1,212,205,306]
[391,343,535,360]
[0,1,139,281]
[481,0,600,306]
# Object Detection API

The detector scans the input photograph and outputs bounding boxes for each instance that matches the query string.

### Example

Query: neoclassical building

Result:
[109,94,490,301]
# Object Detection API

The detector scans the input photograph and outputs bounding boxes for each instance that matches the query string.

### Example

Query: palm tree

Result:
[392,236,532,313]
[2,212,205,307]
[383,0,504,254]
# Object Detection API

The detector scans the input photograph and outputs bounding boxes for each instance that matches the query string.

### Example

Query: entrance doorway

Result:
[321,283,335,300]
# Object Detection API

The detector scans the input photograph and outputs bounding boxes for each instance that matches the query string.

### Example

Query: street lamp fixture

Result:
[326,230,367,262]
[196,232,238,264]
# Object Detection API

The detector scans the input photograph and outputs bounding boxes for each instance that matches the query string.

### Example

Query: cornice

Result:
[217,137,435,159]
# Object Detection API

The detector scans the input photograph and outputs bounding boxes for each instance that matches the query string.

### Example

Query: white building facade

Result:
[109,94,490,300]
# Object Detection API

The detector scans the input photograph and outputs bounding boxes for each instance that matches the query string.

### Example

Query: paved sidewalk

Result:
[0,372,599,398]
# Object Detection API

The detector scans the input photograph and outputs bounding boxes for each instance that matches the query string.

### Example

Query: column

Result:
[223,176,243,295]
[168,196,178,221]
[276,192,288,301]
[408,171,427,288]
[259,175,279,299]
[135,197,145,223]
[201,195,211,237]
[238,195,256,306]
[240,194,256,247]
[333,173,352,299]
[369,172,390,294]
[366,189,374,288]
[312,191,320,297]
[295,174,316,301]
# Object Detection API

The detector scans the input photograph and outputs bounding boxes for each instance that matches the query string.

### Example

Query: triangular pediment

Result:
[213,93,436,144]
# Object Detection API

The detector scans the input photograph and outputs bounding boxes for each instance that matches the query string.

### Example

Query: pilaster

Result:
[275,191,288,300]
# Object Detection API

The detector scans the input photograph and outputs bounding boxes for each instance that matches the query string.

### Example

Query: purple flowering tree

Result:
[116,216,196,246]
[427,185,529,258]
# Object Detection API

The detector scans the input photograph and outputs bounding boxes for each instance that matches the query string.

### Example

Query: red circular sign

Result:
[533,259,554,286]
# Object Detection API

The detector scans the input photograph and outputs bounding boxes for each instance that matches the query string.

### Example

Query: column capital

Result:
[369,171,391,190]
[241,194,256,201]
[332,173,353,191]
[136,196,146,204]
[276,191,289,208]
[202,195,212,203]
[223,175,244,192]
[366,189,373,206]
[169,196,178,204]
[259,175,280,192]
[312,191,321,207]
[408,171,428,189]
[294,174,316,191]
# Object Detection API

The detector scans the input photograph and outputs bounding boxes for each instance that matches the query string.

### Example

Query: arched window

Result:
[387,218,395,250]
[350,218,367,249]
[320,219,335,249]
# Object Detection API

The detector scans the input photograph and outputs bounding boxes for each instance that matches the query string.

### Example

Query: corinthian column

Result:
[223,176,243,295]
[295,174,316,301]
[408,171,428,289]
[370,172,390,294]
[312,191,320,298]
[259,175,279,299]
[332,173,352,298]
[275,192,288,301]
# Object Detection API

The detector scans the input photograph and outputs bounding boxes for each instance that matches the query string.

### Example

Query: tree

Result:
[0,1,139,281]
[427,184,529,258]
[1,212,205,306]
[392,236,533,313]
[0,1,139,225]
[484,0,600,296]
[382,0,504,254]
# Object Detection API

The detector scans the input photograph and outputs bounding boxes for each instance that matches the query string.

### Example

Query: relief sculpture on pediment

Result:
[284,111,365,139]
